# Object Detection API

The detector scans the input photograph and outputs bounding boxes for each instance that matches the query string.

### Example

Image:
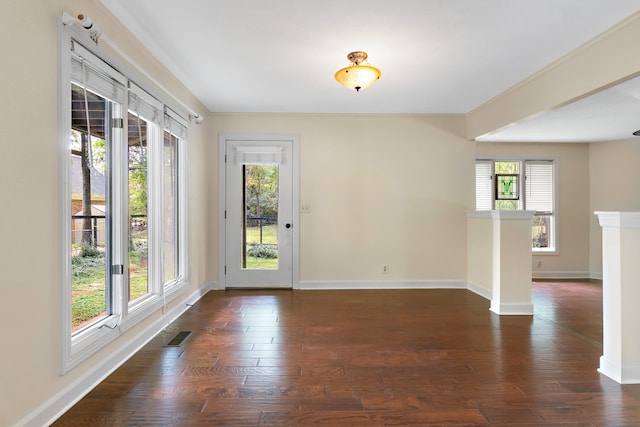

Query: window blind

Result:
[70,40,126,104]
[475,161,493,210]
[234,146,284,165]
[525,162,553,213]
[164,108,188,140]
[129,82,163,125]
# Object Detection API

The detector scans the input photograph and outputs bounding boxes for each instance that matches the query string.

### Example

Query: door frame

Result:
[218,133,300,289]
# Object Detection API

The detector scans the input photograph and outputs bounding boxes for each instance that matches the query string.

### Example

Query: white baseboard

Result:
[599,356,640,384]
[20,284,210,427]
[208,280,225,290]
[467,281,492,300]
[532,271,595,280]
[298,280,467,290]
[490,302,534,315]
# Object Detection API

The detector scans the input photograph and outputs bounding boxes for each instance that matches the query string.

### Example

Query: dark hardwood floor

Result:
[53,281,640,426]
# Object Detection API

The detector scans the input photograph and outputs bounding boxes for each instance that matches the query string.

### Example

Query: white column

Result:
[466,211,535,315]
[490,210,535,315]
[595,211,640,384]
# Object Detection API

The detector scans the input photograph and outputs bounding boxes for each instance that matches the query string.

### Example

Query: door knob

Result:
[285,223,292,229]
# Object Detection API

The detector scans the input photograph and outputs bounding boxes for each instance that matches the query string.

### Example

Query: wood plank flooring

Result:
[53,281,640,426]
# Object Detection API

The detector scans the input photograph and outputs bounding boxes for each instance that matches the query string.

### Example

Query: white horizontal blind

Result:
[525,162,553,213]
[164,108,188,140]
[475,161,493,210]
[71,41,126,104]
[234,146,284,165]
[129,82,163,125]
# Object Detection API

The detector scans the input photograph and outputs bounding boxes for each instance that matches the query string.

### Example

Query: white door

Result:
[224,139,294,288]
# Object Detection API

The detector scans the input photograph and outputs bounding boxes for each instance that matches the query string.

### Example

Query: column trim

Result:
[595,211,640,228]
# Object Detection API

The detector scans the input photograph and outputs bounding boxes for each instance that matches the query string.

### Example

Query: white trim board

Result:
[208,280,225,291]
[298,280,468,290]
[467,281,493,300]
[599,357,640,385]
[532,271,597,280]
[491,302,534,316]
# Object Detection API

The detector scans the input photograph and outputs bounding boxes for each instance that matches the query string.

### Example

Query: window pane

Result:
[70,83,110,333]
[526,162,554,250]
[242,164,279,270]
[533,214,552,249]
[495,200,519,210]
[163,131,179,283]
[128,112,149,302]
[494,161,521,210]
[495,161,519,174]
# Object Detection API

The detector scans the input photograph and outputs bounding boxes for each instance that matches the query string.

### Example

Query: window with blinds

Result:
[62,32,191,372]
[525,161,554,250]
[475,159,555,251]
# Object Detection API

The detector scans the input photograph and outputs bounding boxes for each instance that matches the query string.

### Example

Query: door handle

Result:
[285,223,292,229]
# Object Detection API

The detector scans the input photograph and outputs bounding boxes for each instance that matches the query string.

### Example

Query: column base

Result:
[598,355,640,384]
[490,302,533,315]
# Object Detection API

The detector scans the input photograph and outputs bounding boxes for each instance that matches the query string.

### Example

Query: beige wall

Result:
[210,113,474,283]
[467,215,494,294]
[589,139,640,276]
[0,1,210,425]
[475,142,591,277]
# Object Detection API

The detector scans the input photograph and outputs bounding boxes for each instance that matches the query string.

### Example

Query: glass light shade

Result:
[334,64,381,92]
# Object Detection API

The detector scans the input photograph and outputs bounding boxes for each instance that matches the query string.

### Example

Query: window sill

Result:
[64,315,121,373]
[533,249,557,255]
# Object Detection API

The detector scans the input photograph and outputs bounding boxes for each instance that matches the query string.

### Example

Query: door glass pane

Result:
[163,131,179,283]
[128,112,149,302]
[242,164,279,269]
[70,83,109,333]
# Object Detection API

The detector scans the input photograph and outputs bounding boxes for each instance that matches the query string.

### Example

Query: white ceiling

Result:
[101,0,640,142]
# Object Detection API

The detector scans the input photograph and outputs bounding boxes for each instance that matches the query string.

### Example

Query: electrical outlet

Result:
[382,264,389,274]
[301,203,311,214]
[537,260,542,268]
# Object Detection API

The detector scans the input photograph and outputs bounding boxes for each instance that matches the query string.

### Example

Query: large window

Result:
[475,159,556,252]
[61,31,189,371]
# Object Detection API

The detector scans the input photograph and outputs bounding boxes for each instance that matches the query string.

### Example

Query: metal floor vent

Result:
[165,331,191,347]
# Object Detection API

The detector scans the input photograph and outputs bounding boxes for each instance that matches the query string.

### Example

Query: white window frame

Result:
[162,108,190,298]
[475,158,558,254]
[126,82,162,311]
[59,23,190,373]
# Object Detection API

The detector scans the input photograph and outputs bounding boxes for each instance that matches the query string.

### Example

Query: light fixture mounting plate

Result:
[347,51,368,65]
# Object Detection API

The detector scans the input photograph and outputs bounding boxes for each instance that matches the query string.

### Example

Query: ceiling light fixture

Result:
[334,51,381,92]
